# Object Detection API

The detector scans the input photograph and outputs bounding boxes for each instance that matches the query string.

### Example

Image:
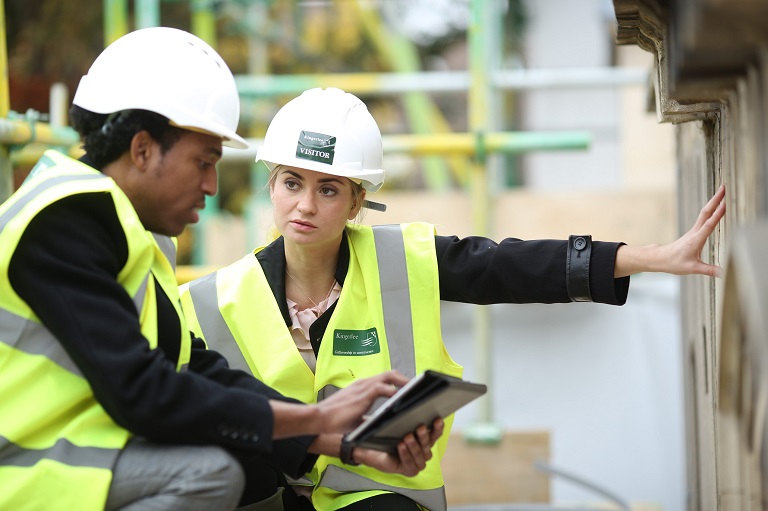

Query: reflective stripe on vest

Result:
[0,435,118,469]
[188,271,252,373]
[0,307,83,377]
[151,234,189,372]
[0,173,105,231]
[319,465,446,511]
[153,233,177,271]
[371,225,416,379]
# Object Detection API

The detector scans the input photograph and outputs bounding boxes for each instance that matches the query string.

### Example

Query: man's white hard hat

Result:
[73,26,248,149]
[256,87,385,192]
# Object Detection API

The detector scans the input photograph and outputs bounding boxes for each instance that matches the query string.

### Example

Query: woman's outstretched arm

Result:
[614,184,726,278]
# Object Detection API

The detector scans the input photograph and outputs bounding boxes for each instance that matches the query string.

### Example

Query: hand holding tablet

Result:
[343,370,487,454]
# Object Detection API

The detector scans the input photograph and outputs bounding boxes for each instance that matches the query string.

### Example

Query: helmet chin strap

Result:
[363,200,386,212]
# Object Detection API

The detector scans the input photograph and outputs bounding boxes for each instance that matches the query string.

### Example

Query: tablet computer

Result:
[344,370,487,454]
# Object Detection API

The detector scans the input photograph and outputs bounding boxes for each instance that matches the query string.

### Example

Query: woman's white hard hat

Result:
[256,88,386,194]
[73,27,248,149]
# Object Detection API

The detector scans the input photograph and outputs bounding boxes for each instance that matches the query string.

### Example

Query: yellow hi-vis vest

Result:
[0,150,190,511]
[179,222,462,511]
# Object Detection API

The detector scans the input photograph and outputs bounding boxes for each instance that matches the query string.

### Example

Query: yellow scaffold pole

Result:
[463,0,504,445]
[0,0,12,202]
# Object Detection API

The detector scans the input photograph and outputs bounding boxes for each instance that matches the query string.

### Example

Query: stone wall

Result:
[614,1,768,509]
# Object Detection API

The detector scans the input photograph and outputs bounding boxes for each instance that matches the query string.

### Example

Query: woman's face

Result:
[270,166,363,249]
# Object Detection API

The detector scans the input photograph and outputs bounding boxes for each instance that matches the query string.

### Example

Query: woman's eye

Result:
[285,180,299,190]
[320,187,337,196]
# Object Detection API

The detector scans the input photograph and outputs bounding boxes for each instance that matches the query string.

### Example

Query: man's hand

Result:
[271,371,409,438]
[313,370,410,434]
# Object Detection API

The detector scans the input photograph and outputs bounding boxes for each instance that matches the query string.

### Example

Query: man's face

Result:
[134,130,222,236]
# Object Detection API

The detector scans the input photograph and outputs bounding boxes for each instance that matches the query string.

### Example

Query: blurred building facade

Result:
[616,0,768,510]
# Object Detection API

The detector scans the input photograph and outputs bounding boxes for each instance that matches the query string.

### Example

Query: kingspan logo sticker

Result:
[296,131,336,165]
[333,328,380,356]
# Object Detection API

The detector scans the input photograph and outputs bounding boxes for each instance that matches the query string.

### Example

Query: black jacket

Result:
[254,229,629,356]
[8,192,317,478]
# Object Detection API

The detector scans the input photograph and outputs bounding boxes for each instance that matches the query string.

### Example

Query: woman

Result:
[179,87,725,511]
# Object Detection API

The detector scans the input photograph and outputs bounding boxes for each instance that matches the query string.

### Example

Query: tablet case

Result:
[344,370,487,454]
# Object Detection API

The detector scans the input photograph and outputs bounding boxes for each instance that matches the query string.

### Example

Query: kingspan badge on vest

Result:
[296,130,336,165]
[333,328,380,356]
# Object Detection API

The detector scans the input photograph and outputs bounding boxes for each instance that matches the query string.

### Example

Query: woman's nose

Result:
[297,191,317,214]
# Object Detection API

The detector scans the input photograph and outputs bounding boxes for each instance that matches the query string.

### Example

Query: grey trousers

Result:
[105,437,245,511]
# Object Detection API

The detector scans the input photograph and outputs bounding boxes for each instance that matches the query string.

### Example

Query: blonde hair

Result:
[265,165,366,242]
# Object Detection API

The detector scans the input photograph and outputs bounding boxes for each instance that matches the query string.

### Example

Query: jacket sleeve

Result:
[188,337,318,476]
[8,193,314,474]
[434,234,629,305]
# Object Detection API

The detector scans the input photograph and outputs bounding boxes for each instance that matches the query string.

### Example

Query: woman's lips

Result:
[290,219,316,231]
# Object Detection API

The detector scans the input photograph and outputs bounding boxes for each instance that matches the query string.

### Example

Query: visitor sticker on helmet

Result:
[296,131,336,166]
[256,88,386,198]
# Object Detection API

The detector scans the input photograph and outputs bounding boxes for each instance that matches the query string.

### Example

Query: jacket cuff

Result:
[589,241,629,305]
[566,235,592,302]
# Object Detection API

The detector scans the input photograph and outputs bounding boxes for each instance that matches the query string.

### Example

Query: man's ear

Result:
[129,130,154,171]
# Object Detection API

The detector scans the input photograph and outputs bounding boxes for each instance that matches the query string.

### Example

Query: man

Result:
[0,27,441,511]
